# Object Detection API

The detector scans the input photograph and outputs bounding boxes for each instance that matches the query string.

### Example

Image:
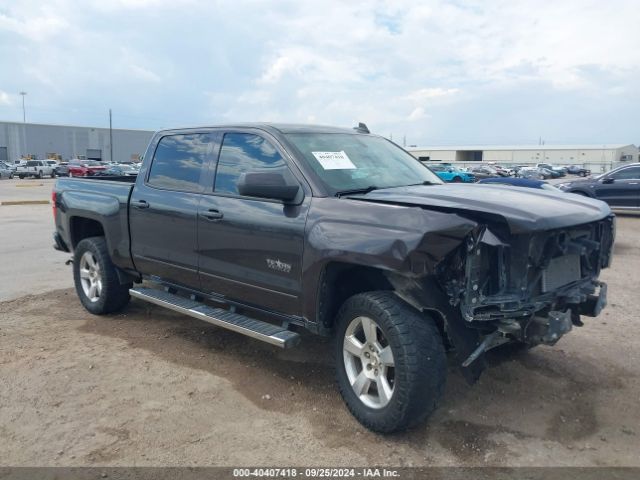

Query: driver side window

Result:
[214,133,289,195]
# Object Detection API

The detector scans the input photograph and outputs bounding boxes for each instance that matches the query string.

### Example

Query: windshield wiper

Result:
[406,180,436,186]
[335,185,379,198]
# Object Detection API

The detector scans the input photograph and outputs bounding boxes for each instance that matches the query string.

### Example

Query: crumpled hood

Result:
[347,184,611,233]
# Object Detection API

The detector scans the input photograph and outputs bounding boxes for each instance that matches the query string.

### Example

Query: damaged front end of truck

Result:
[387,211,615,382]
[339,185,616,382]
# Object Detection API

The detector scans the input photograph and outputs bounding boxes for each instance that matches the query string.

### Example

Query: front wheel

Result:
[451,176,462,183]
[73,236,132,315]
[37,170,44,179]
[335,291,446,433]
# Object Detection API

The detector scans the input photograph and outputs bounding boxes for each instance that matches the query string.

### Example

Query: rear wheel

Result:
[37,170,44,179]
[452,176,462,183]
[335,291,446,433]
[73,237,131,315]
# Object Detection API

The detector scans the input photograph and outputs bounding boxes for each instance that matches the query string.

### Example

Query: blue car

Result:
[425,164,475,183]
[477,177,561,192]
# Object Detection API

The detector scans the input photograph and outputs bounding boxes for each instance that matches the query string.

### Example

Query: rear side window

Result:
[214,133,287,195]
[148,134,214,192]
[26,161,37,166]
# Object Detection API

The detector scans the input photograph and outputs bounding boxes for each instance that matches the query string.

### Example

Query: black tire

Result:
[73,236,131,315]
[451,176,462,183]
[51,170,56,178]
[18,175,24,179]
[37,170,44,179]
[335,291,446,433]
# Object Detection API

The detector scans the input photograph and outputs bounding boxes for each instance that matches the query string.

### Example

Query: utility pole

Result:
[109,109,113,163]
[19,92,27,123]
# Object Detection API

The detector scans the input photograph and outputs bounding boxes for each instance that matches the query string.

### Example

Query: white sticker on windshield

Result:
[312,151,356,170]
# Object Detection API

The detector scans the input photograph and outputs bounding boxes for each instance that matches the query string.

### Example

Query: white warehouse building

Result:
[407,144,639,172]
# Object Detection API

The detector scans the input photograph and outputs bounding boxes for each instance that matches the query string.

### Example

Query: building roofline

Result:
[407,144,638,151]
[0,119,154,133]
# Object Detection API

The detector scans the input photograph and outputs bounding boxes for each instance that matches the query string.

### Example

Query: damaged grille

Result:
[541,254,581,292]
[442,215,615,322]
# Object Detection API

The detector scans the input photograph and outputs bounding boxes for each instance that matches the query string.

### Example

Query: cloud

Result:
[0,90,12,105]
[0,0,638,144]
[404,88,459,102]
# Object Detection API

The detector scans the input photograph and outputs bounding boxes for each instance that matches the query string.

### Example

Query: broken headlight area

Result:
[440,215,614,347]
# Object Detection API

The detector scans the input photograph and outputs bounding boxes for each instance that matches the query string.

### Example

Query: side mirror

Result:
[237,170,300,202]
[602,177,615,184]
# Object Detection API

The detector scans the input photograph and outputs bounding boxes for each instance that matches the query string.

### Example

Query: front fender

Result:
[301,197,478,323]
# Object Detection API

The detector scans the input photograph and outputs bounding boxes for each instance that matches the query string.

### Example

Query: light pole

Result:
[19,91,27,123]
[109,109,113,163]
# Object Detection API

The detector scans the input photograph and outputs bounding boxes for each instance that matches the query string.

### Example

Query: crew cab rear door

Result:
[129,131,218,289]
[197,130,310,316]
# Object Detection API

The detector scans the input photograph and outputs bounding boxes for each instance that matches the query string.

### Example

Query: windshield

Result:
[284,133,442,195]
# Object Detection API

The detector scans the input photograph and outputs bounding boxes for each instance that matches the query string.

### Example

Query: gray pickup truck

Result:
[52,123,614,433]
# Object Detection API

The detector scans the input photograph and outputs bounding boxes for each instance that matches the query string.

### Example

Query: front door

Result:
[197,131,308,316]
[594,165,640,208]
[130,132,217,289]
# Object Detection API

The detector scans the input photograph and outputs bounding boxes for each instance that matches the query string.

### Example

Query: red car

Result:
[67,160,107,177]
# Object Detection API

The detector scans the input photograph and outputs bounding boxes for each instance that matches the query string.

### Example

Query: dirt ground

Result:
[0,215,639,467]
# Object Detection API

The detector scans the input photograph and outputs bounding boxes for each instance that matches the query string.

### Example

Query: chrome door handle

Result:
[131,200,149,209]
[201,209,223,221]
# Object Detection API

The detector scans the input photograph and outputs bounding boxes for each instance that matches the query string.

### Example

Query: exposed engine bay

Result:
[436,215,615,368]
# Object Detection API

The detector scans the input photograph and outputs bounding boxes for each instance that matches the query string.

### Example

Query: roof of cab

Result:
[156,123,364,135]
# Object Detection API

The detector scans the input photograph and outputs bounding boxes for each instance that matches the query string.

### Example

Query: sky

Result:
[0,0,639,146]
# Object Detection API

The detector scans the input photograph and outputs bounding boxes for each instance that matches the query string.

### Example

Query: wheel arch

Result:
[316,262,393,332]
[568,189,593,197]
[69,216,105,250]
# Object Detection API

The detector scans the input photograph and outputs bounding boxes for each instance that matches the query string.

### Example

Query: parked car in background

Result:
[488,164,512,176]
[469,165,500,180]
[67,160,107,177]
[94,164,139,177]
[16,160,56,179]
[0,162,14,179]
[566,165,591,177]
[556,163,640,209]
[426,164,475,183]
[536,163,567,177]
[519,166,555,180]
[54,162,70,177]
[478,177,562,193]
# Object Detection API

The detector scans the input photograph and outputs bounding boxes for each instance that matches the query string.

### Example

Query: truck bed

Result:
[53,177,136,273]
